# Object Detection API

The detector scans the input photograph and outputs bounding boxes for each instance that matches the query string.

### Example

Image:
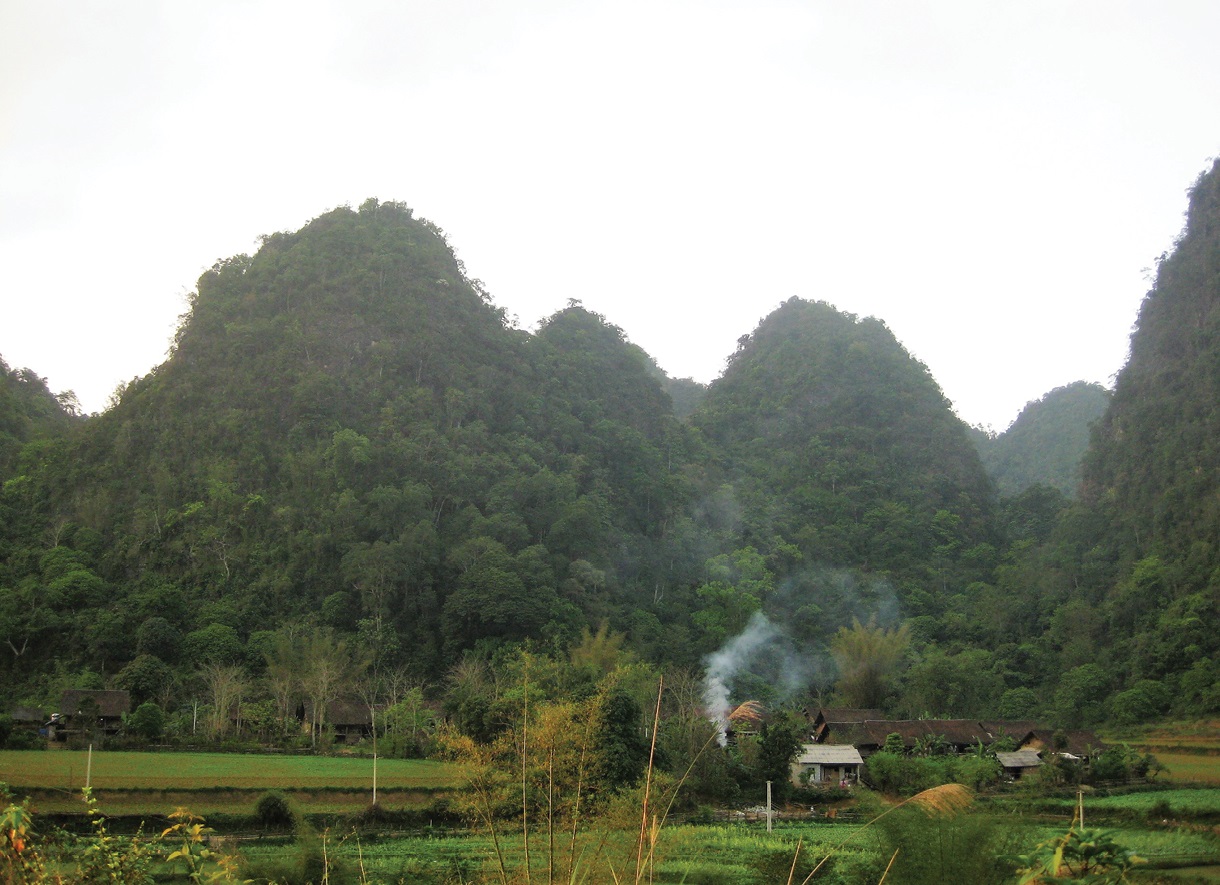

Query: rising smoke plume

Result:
[700,567,901,743]
[702,610,813,744]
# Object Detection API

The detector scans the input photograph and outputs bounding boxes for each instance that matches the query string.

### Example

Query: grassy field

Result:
[5,747,1217,882]
[236,817,1220,884]
[0,749,460,815]
[1148,752,1220,785]
[0,749,458,791]
[1115,720,1220,785]
[236,820,883,885]
[1028,788,1220,818]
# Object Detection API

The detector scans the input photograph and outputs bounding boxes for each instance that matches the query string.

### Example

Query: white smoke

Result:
[702,611,782,745]
[700,567,901,744]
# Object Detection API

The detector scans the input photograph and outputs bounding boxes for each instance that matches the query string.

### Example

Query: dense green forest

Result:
[973,381,1110,497]
[2,160,1219,738]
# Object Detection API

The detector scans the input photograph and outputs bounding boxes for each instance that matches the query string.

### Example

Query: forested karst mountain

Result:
[954,157,1220,726]
[975,381,1111,497]
[1085,159,1220,553]
[0,200,693,686]
[0,207,1012,710]
[691,298,999,591]
[1068,157,1220,708]
[5,166,1220,727]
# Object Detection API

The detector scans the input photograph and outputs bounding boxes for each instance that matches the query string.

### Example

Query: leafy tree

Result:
[754,713,805,802]
[897,647,1004,719]
[126,701,166,741]
[262,628,305,734]
[831,616,910,708]
[382,686,434,758]
[443,657,498,743]
[135,617,182,663]
[116,654,174,707]
[183,624,244,667]
[298,628,354,747]
[998,687,1040,719]
[568,621,632,684]
[593,690,650,790]
[198,663,247,737]
[1107,679,1171,726]
[691,547,772,649]
[1048,664,1109,729]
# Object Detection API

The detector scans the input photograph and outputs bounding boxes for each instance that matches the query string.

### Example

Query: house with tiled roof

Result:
[791,744,865,787]
[51,689,131,742]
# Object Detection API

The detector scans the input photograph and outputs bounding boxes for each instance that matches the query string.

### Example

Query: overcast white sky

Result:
[2,1,1217,431]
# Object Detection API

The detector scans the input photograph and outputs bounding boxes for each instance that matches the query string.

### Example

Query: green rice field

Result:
[1148,752,1220,785]
[1120,720,1220,785]
[3,748,1217,883]
[0,749,460,814]
[0,749,458,791]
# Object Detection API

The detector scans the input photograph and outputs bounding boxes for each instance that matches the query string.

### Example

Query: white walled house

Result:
[791,744,864,787]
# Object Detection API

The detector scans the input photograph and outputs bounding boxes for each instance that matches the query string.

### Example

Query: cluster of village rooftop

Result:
[10,689,384,746]
[779,708,1105,788]
[11,694,1103,791]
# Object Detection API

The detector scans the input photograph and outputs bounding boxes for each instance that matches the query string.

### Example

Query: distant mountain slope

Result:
[1084,158,1220,559]
[691,298,998,588]
[0,357,80,478]
[976,381,1110,497]
[3,200,690,681]
[664,377,707,419]
[1071,157,1220,707]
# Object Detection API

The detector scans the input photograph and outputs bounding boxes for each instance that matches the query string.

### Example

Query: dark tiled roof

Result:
[822,719,997,749]
[913,719,993,746]
[1021,729,1108,757]
[979,720,1040,743]
[812,708,885,727]
[60,690,131,719]
[326,699,386,726]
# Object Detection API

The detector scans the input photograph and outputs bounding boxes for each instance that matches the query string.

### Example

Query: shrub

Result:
[1147,798,1173,821]
[126,701,166,741]
[253,790,296,830]
[3,728,44,750]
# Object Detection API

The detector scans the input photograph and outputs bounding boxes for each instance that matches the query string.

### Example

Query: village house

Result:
[1020,729,1107,762]
[51,690,131,742]
[995,749,1044,779]
[325,698,380,744]
[791,744,864,787]
[806,707,884,744]
[811,716,995,756]
[806,709,1096,762]
[979,720,1041,745]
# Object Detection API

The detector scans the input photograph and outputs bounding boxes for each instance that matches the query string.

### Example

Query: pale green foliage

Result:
[692,547,773,648]
[161,808,238,884]
[569,621,632,679]
[1014,826,1143,883]
[831,616,911,708]
[381,686,435,757]
[0,790,248,885]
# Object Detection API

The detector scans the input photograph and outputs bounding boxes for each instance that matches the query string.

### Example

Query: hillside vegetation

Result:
[974,381,1110,497]
[2,160,1220,734]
